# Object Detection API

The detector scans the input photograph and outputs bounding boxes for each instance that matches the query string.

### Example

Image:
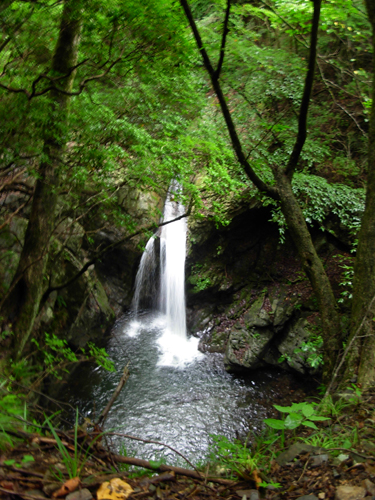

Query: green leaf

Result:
[284,413,303,430]
[4,459,16,466]
[302,421,318,430]
[301,404,315,418]
[308,415,330,421]
[264,418,285,430]
[273,404,293,413]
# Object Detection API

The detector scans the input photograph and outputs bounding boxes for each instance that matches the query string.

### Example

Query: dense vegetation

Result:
[0,0,374,429]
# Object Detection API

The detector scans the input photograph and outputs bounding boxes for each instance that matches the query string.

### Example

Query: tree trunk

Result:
[1,0,82,358]
[274,170,341,381]
[342,2,375,389]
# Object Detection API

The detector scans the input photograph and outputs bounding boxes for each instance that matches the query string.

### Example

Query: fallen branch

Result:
[104,432,197,472]
[96,365,130,426]
[107,452,235,486]
[0,488,48,500]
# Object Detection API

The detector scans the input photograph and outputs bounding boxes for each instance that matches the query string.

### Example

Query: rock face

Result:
[223,289,320,374]
[186,198,351,376]
[0,185,164,350]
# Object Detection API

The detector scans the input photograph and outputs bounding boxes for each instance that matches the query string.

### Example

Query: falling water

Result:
[130,181,199,365]
[159,181,187,338]
[132,236,157,316]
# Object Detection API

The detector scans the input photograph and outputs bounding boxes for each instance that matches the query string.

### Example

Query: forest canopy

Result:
[0,0,374,389]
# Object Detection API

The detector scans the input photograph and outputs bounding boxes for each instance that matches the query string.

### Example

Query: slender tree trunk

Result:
[274,171,341,381]
[179,0,341,380]
[1,0,82,358]
[342,2,375,389]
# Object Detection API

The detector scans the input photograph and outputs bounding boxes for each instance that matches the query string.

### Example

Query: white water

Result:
[132,237,157,316]
[131,181,202,367]
[159,182,187,338]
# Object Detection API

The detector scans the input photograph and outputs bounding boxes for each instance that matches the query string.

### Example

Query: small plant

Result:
[0,381,25,450]
[278,336,323,369]
[188,263,212,293]
[4,455,35,467]
[264,402,330,447]
[32,333,115,380]
[346,383,362,405]
[318,394,351,417]
[294,336,323,369]
[44,409,96,479]
[335,255,355,304]
[208,433,277,480]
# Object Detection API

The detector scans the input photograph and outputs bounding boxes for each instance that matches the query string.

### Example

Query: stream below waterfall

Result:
[64,312,285,464]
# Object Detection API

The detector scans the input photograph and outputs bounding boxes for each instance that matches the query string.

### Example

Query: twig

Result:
[104,432,197,472]
[297,457,310,482]
[96,365,130,426]
[326,447,374,460]
[0,488,48,500]
[107,452,235,486]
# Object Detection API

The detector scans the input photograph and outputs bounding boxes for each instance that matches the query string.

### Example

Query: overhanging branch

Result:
[179,0,279,199]
[41,209,192,302]
[283,0,321,177]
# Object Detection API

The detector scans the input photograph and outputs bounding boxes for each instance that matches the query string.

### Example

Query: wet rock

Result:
[363,479,375,496]
[117,186,162,227]
[243,296,272,327]
[0,216,28,293]
[66,489,93,500]
[276,443,322,466]
[335,485,366,500]
[236,489,259,500]
[224,327,274,371]
[276,317,315,374]
[94,229,141,314]
[54,218,85,255]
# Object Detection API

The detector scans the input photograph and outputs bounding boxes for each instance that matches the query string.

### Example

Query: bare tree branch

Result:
[41,208,192,302]
[179,0,279,199]
[284,0,321,177]
[215,0,231,79]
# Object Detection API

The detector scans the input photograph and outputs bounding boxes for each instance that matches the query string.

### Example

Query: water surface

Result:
[67,312,277,465]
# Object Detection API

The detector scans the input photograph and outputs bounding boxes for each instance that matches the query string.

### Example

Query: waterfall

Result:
[131,181,187,336]
[159,182,187,337]
[130,182,200,366]
[132,236,158,316]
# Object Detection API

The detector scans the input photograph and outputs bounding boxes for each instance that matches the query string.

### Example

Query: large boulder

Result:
[223,288,318,374]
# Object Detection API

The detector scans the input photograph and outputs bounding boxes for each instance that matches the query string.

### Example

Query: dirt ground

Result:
[1,389,375,500]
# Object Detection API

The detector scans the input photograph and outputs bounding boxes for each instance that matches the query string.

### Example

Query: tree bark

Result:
[1,0,82,358]
[274,171,341,380]
[342,2,375,389]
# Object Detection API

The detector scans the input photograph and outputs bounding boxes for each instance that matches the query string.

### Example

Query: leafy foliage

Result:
[265,402,330,446]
